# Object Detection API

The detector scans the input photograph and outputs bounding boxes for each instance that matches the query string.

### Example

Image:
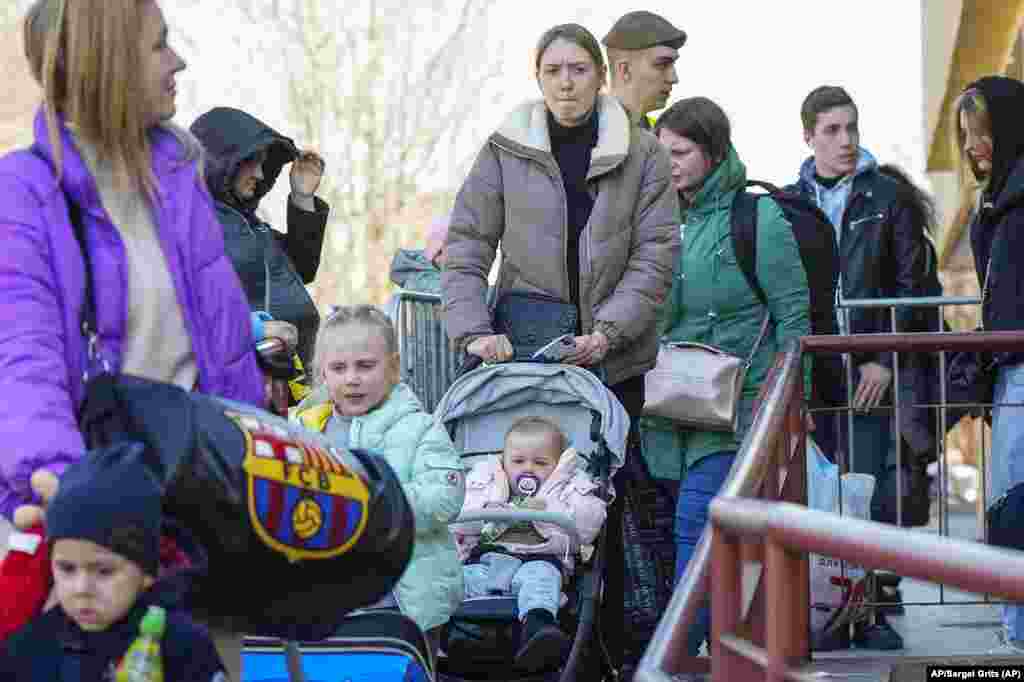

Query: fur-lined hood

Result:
[489,94,631,180]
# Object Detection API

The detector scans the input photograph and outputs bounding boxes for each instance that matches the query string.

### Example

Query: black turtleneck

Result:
[548,108,599,309]
[814,172,843,189]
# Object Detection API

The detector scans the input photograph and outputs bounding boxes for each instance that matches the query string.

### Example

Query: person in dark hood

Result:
[190,107,329,370]
[954,76,1024,655]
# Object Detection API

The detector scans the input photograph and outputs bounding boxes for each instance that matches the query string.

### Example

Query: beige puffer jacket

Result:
[442,95,680,386]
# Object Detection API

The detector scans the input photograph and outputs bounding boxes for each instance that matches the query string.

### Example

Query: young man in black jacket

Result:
[790,85,938,651]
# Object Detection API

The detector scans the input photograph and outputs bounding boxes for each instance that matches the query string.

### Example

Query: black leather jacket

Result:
[791,167,932,368]
[791,163,941,454]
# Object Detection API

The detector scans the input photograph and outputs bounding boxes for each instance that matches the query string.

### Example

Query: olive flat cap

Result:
[602,11,687,50]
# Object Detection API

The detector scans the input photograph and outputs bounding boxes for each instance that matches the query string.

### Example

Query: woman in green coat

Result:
[647,97,811,654]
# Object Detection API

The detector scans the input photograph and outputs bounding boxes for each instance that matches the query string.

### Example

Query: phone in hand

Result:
[531,334,577,363]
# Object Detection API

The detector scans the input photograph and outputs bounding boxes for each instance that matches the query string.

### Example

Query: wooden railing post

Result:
[765,538,808,682]
[711,524,763,681]
[710,525,739,681]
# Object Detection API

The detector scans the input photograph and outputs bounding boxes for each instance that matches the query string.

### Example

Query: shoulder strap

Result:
[729,186,767,307]
[29,144,102,372]
[727,184,774,365]
[66,197,97,338]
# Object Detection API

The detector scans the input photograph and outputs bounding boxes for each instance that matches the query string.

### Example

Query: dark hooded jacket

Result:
[0,522,223,681]
[0,593,224,682]
[963,77,1024,369]
[190,108,328,366]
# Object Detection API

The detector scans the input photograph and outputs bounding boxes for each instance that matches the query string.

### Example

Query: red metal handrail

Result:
[708,497,1024,681]
[635,330,1024,682]
[712,497,1024,601]
[803,330,1024,354]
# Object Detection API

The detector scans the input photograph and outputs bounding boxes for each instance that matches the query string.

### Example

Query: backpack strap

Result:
[729,187,768,307]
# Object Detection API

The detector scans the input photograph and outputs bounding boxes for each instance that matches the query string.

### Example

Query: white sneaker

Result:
[988,626,1024,655]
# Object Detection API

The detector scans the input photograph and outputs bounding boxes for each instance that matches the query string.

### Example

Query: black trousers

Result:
[602,374,645,671]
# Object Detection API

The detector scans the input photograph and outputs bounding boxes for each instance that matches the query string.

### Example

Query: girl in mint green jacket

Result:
[293,305,465,647]
[648,98,811,655]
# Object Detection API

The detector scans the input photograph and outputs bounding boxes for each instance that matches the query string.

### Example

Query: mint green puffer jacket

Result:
[295,383,466,631]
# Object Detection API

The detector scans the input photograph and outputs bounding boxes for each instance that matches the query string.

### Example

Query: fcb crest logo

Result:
[227,411,370,563]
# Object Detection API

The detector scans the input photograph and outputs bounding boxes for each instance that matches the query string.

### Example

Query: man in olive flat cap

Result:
[603,10,686,129]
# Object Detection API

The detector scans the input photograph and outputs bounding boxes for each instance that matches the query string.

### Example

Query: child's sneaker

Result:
[515,608,570,673]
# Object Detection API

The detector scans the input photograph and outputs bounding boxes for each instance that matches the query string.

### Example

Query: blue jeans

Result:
[989,362,1024,640]
[674,451,736,655]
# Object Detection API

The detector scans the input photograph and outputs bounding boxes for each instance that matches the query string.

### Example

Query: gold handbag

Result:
[643,315,771,432]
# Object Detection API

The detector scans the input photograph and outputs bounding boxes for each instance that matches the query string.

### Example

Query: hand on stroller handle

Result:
[453,509,581,549]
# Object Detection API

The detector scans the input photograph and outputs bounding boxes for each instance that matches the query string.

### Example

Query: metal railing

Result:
[706,497,1024,682]
[635,327,1024,682]
[390,290,462,413]
[834,295,982,538]
[807,314,1024,611]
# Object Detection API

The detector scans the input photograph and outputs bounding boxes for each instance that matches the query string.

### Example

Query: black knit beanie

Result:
[46,442,162,577]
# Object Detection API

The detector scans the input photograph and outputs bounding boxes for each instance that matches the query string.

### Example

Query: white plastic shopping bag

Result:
[805,437,875,644]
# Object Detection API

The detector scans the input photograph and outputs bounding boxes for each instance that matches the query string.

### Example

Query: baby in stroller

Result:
[453,416,607,674]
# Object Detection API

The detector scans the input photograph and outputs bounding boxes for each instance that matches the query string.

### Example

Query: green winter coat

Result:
[641,146,811,480]
[294,383,466,631]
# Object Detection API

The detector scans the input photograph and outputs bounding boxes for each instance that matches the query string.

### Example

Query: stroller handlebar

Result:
[453,510,581,548]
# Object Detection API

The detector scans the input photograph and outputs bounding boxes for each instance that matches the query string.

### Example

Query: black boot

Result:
[853,611,904,650]
[874,571,905,615]
[812,622,851,651]
[515,608,571,673]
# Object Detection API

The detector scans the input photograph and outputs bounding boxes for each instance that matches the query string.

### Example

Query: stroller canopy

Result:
[433,363,628,475]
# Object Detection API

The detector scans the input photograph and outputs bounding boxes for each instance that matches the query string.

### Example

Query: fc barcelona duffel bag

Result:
[77,374,414,641]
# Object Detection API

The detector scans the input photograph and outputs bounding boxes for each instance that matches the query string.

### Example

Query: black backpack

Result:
[729,180,844,406]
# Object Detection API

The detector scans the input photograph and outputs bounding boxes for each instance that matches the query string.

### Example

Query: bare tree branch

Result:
[229,0,503,305]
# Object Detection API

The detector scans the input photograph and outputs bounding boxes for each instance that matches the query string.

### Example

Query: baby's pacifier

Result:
[515,473,541,496]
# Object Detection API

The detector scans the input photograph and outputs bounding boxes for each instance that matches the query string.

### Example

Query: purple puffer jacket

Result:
[0,110,265,519]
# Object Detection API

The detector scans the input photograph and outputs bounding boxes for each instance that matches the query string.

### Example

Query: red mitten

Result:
[0,523,51,642]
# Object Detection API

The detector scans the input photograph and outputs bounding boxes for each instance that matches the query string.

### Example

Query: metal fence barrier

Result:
[389,290,462,414]
[829,295,992,608]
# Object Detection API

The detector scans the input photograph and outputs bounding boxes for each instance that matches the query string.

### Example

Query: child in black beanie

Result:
[0,442,227,681]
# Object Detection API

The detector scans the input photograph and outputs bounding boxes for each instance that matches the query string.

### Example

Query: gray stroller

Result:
[434,362,628,682]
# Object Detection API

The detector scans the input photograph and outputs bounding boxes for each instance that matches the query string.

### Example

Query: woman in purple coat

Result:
[0,0,264,522]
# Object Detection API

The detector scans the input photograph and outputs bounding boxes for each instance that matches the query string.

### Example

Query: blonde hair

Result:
[312,305,398,386]
[952,88,991,194]
[937,183,980,271]
[24,0,198,197]
[504,416,568,453]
